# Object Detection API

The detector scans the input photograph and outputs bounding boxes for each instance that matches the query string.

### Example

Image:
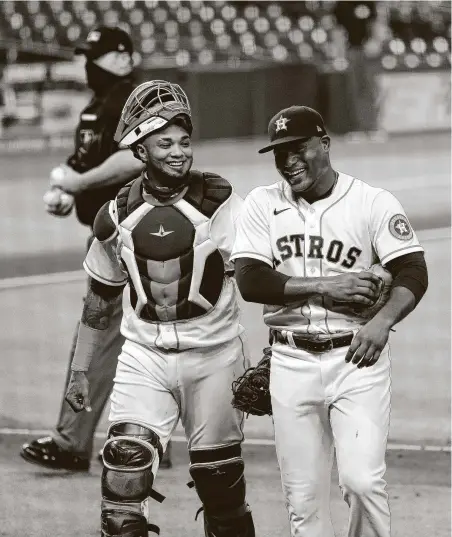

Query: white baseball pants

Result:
[270,342,391,537]
[109,335,249,452]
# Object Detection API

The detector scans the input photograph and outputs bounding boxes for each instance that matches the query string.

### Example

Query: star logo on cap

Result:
[275,116,290,133]
[317,125,322,133]
[118,43,125,51]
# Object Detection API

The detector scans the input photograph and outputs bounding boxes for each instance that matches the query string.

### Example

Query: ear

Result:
[320,135,330,152]
[135,143,147,163]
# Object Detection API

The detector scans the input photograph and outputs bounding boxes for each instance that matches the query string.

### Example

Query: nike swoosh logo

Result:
[273,208,291,216]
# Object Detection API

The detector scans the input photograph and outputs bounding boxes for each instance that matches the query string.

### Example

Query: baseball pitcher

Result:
[231,106,428,537]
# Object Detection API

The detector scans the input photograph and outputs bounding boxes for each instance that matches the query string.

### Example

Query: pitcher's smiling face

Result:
[274,136,331,195]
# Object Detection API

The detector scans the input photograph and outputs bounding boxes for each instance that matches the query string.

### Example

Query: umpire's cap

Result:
[258,106,327,154]
[75,26,134,59]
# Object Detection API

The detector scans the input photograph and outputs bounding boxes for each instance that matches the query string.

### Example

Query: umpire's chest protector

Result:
[113,172,232,325]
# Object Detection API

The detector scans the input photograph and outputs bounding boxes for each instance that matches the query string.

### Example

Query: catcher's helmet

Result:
[114,80,192,147]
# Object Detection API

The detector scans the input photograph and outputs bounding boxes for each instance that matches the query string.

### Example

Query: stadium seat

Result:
[0,1,449,67]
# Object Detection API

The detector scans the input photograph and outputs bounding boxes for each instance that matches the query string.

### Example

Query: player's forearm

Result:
[372,252,428,329]
[370,286,416,330]
[77,150,144,191]
[284,276,330,303]
[71,279,123,371]
[235,258,322,305]
[81,279,122,329]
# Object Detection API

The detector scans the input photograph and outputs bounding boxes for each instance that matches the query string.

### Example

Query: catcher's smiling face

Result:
[136,122,193,191]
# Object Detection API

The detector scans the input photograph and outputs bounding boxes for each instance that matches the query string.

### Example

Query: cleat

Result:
[20,436,90,471]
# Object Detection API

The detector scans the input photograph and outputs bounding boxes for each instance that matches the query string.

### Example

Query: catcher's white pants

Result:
[270,342,391,537]
[109,335,249,451]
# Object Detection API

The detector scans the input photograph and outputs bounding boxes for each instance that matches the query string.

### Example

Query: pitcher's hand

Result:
[345,317,391,368]
[321,272,381,305]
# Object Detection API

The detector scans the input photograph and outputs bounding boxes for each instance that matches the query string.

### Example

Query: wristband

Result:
[71,322,105,372]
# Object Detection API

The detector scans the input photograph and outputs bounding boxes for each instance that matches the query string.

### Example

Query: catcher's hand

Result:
[65,371,92,413]
[350,264,392,320]
[232,348,272,417]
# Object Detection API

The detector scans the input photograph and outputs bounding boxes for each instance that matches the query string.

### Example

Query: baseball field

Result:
[0,132,450,536]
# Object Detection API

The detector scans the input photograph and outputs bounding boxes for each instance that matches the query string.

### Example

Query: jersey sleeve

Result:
[230,188,273,267]
[83,237,128,287]
[370,190,424,265]
[209,191,243,272]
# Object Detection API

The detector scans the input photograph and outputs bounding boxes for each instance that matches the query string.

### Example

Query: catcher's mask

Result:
[114,80,192,147]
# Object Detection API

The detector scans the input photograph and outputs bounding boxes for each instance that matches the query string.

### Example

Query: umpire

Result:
[20,26,172,470]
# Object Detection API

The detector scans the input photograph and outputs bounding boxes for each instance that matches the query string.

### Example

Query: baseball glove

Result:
[351,263,393,320]
[231,347,272,417]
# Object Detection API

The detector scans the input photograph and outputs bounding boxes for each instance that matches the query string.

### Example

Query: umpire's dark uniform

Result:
[21,27,137,469]
[68,78,136,231]
[54,75,136,459]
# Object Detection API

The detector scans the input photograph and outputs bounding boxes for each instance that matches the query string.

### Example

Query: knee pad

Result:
[101,422,164,537]
[188,444,255,537]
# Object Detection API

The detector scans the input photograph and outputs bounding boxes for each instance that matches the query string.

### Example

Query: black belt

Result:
[271,330,354,353]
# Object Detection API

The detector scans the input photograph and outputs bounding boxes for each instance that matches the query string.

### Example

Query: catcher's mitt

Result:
[232,348,272,417]
[351,263,393,320]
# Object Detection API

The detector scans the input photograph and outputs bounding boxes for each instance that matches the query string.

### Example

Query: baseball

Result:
[50,165,67,182]
[43,187,74,216]
[43,188,62,207]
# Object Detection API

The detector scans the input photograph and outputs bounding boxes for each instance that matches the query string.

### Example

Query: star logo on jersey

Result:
[150,225,174,238]
[389,214,413,241]
[275,116,290,133]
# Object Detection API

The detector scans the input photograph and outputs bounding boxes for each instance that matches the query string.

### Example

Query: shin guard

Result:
[101,423,164,537]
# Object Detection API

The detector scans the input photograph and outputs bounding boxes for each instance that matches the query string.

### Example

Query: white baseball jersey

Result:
[84,190,245,350]
[231,172,423,335]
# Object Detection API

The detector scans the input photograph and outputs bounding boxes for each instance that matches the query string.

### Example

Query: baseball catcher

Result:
[64,80,256,537]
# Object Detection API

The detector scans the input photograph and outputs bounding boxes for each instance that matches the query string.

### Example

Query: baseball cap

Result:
[74,26,134,60]
[258,105,327,154]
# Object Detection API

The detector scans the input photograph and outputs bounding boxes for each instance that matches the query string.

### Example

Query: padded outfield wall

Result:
[1,59,450,140]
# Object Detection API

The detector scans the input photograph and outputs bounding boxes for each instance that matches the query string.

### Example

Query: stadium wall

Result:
[0,61,450,147]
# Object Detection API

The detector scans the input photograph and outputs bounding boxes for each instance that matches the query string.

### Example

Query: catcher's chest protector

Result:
[114,172,232,323]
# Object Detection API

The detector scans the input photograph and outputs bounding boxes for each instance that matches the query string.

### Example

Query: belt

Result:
[271,330,354,353]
